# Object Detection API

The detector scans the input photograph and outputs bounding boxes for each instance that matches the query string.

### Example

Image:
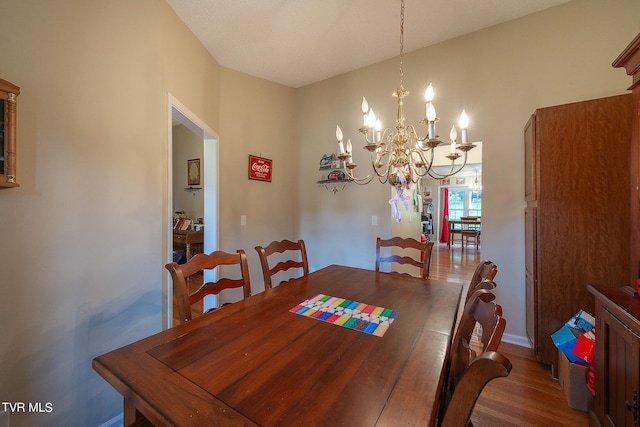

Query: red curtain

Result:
[440,188,449,243]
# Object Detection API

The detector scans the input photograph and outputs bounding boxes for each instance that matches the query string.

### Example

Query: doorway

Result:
[165,94,218,329]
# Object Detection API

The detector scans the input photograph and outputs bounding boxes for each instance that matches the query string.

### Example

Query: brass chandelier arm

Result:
[426,151,470,179]
[404,124,434,146]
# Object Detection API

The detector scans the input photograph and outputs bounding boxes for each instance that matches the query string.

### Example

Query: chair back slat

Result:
[375,236,434,279]
[466,260,497,301]
[255,239,309,289]
[165,250,251,323]
[449,286,506,392]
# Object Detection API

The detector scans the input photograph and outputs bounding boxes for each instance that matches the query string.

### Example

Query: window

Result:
[447,186,482,219]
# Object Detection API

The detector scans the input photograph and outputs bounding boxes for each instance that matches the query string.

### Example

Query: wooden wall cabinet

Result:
[0,78,20,188]
[588,285,640,427]
[524,94,632,371]
[613,32,640,285]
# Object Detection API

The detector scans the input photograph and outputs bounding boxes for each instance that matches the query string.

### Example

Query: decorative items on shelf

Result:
[173,211,204,231]
[317,153,351,194]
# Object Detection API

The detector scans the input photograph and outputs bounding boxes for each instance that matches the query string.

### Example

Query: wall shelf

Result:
[317,179,352,194]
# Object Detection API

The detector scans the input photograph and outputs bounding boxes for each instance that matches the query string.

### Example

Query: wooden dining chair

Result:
[165,250,252,323]
[449,287,506,392]
[255,239,309,290]
[375,236,435,279]
[446,215,462,248]
[466,260,498,301]
[440,351,512,427]
[460,216,481,250]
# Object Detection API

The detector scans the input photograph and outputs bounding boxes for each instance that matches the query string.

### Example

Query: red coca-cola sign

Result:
[248,155,272,182]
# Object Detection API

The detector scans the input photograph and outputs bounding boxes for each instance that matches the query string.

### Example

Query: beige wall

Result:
[0,1,296,426]
[297,0,640,344]
[218,67,298,292]
[0,1,165,425]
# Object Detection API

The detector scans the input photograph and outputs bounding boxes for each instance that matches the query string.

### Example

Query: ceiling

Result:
[166,0,570,88]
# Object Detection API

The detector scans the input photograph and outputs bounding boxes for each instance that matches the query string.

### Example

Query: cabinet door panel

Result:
[599,307,640,427]
[524,115,536,202]
[525,207,537,350]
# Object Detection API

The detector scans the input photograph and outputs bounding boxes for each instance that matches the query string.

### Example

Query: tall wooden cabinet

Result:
[613,32,640,285]
[524,94,632,371]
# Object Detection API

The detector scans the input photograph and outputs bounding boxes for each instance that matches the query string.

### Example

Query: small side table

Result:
[173,229,204,261]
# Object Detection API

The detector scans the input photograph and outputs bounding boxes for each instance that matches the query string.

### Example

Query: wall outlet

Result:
[371,216,378,226]
[240,215,247,226]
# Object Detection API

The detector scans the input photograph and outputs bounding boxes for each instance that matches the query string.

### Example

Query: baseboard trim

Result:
[502,333,532,348]
[98,413,123,427]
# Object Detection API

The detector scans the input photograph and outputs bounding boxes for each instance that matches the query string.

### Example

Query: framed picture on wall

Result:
[248,155,272,182]
[188,158,200,185]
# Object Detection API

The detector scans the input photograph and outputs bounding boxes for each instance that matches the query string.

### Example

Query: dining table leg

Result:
[123,398,150,426]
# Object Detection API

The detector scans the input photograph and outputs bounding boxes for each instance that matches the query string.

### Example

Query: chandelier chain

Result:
[399,0,405,88]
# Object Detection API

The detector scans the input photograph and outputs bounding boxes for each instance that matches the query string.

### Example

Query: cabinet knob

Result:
[625,390,639,426]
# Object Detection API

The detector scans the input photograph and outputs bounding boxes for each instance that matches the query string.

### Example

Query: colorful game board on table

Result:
[289,294,398,337]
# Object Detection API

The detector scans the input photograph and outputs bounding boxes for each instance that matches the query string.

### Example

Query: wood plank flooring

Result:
[173,242,590,426]
[428,242,589,426]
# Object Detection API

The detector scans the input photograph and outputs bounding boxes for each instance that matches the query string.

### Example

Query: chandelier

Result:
[334,0,476,189]
[472,170,482,193]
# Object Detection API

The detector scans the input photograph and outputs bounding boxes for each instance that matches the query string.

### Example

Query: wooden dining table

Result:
[93,264,463,426]
[447,219,481,248]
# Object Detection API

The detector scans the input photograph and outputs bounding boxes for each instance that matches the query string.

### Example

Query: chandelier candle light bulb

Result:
[362,97,369,126]
[427,101,437,139]
[346,139,354,167]
[459,110,469,144]
[336,125,345,154]
[450,125,457,154]
[367,109,377,142]
[424,83,434,117]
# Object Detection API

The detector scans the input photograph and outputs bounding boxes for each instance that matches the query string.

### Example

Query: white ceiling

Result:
[166,0,570,88]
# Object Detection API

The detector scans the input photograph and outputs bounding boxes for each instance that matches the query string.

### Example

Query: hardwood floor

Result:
[428,242,589,426]
[471,342,589,426]
[173,242,590,426]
